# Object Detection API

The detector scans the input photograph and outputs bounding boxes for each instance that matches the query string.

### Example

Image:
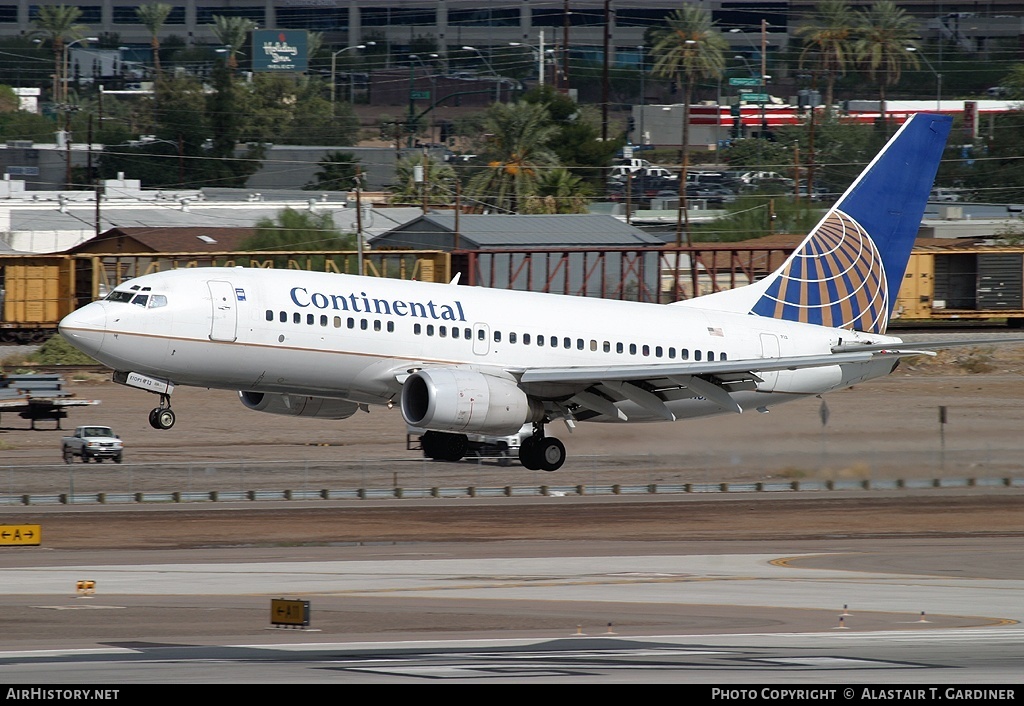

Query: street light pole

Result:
[62,36,99,103]
[60,37,98,190]
[462,45,502,102]
[409,54,439,143]
[330,42,374,109]
[907,46,941,112]
[510,32,552,88]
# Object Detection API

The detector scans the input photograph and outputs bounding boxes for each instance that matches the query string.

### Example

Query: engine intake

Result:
[401,369,542,435]
[238,391,359,419]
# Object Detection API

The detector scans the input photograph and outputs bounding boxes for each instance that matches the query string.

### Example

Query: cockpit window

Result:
[105,289,167,308]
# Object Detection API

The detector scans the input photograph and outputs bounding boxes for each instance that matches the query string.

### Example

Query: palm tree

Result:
[794,0,857,111]
[390,153,457,206]
[521,167,593,214]
[211,15,257,70]
[31,4,89,102]
[854,1,920,129]
[136,3,173,75]
[650,6,727,247]
[465,101,560,213]
[305,151,361,191]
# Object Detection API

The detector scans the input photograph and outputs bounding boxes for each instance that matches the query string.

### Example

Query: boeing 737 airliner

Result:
[61,113,982,471]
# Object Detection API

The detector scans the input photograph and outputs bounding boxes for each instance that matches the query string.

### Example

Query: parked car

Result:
[611,158,653,173]
[642,166,679,181]
[62,425,124,464]
[930,188,963,202]
[609,165,679,183]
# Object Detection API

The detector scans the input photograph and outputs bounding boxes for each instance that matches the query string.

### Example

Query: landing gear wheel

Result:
[149,393,175,430]
[149,407,175,430]
[440,433,468,462]
[518,436,541,470]
[537,437,566,472]
[421,431,446,460]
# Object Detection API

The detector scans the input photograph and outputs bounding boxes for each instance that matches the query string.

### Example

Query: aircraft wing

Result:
[517,336,1024,421]
[516,349,900,420]
[830,336,1024,353]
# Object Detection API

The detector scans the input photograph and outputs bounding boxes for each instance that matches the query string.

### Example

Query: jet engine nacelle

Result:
[401,369,542,435]
[238,391,360,419]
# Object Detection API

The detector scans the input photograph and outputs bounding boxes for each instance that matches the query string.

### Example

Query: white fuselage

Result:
[59,267,902,423]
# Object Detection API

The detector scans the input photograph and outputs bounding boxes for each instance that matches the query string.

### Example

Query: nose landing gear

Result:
[148,394,176,430]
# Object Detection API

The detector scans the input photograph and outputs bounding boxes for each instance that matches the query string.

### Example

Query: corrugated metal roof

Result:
[375,213,663,248]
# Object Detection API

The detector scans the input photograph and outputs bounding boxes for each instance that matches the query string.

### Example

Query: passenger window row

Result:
[266,310,395,333]
[409,321,726,362]
[266,308,727,362]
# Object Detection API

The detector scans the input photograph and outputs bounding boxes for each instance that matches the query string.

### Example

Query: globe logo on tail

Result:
[750,210,889,334]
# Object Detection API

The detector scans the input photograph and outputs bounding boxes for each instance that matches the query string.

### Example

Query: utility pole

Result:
[562,0,571,91]
[355,166,364,277]
[602,0,610,141]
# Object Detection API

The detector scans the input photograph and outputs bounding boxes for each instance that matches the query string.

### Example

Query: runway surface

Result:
[0,495,1022,684]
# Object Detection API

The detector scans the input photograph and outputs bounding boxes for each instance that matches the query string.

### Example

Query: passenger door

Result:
[208,280,237,342]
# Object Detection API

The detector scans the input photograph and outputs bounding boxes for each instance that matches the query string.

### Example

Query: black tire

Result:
[518,436,541,470]
[538,437,566,472]
[62,449,73,464]
[113,455,122,464]
[155,408,175,430]
[420,431,443,460]
[440,433,468,462]
[80,454,90,463]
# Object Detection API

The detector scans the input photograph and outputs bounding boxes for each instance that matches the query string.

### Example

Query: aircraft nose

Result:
[58,302,106,357]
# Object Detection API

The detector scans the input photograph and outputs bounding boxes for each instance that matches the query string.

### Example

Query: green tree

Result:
[998,64,1024,101]
[0,84,17,112]
[0,111,58,142]
[521,167,593,214]
[692,194,823,242]
[721,138,793,172]
[240,207,356,251]
[204,61,264,187]
[389,153,457,206]
[854,1,920,128]
[523,85,621,187]
[30,4,89,102]
[136,3,172,75]
[465,100,559,213]
[305,151,361,191]
[210,15,256,70]
[650,5,727,246]
[794,1,857,111]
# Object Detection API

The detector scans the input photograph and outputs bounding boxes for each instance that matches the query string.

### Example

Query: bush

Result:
[26,335,99,366]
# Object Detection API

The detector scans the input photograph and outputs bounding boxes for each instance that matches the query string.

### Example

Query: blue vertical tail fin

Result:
[683,113,953,334]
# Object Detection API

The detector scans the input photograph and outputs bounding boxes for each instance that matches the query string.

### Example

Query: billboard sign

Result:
[252,30,308,72]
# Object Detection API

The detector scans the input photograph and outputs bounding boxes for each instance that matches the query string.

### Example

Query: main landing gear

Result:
[420,430,468,462]
[148,393,176,430]
[518,423,566,472]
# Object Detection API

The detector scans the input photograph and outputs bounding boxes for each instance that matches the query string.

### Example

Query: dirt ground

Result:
[0,336,1023,551]
[3,336,1024,477]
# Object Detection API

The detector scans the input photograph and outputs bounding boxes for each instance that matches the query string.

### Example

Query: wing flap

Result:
[517,350,878,385]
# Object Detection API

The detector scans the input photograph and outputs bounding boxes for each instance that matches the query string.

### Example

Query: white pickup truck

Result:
[61,426,124,464]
